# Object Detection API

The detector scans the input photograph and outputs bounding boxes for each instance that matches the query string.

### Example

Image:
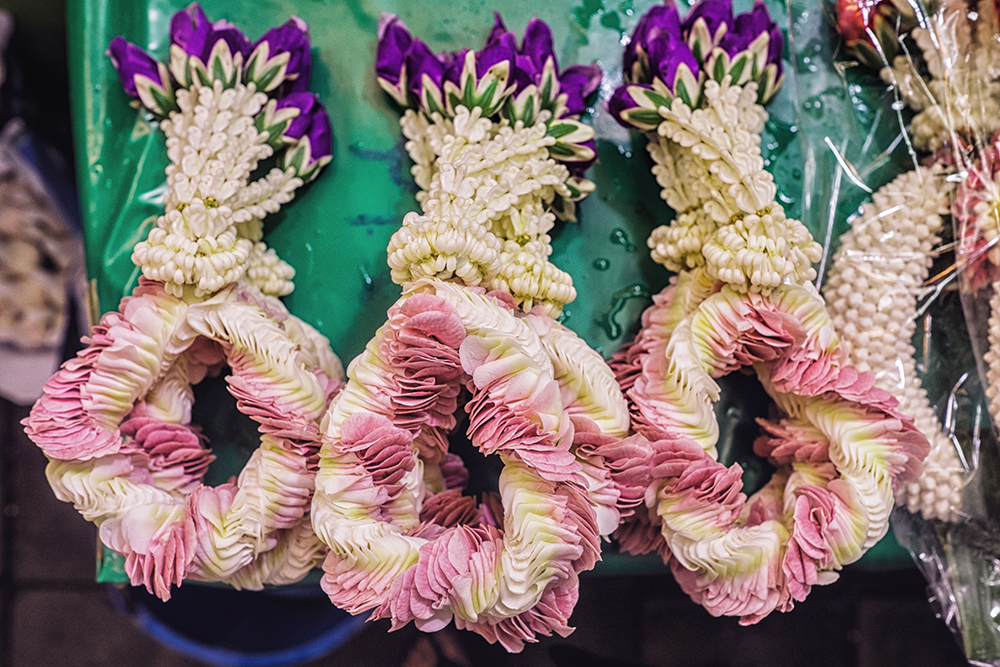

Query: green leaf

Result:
[642,89,673,110]
[244,52,259,82]
[547,122,578,139]
[713,54,726,82]
[728,54,747,83]
[675,79,693,108]
[476,79,499,110]
[624,108,663,129]
[285,144,305,174]
[256,66,280,91]
[212,57,226,82]
[548,142,575,157]
[149,87,175,116]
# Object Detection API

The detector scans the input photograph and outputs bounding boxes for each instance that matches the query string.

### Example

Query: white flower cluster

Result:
[823,166,964,522]
[644,79,820,293]
[131,79,302,297]
[389,105,588,314]
[883,0,1000,152]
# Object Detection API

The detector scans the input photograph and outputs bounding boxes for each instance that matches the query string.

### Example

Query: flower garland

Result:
[609,0,930,622]
[311,15,645,651]
[823,0,992,522]
[23,4,342,600]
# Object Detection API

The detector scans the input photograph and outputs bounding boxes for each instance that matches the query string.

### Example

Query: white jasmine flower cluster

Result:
[823,166,965,522]
[883,0,1000,151]
[132,79,302,297]
[644,79,820,292]
[391,105,590,314]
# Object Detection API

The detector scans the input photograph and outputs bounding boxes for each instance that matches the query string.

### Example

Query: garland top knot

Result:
[608,0,820,295]
[376,14,601,315]
[107,2,333,297]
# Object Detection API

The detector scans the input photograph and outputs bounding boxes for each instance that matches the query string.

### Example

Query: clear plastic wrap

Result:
[811,0,1000,661]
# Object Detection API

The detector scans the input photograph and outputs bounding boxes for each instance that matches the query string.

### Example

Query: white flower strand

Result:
[644,79,821,293]
[823,166,964,522]
[390,105,587,313]
[883,0,1000,151]
[131,79,301,297]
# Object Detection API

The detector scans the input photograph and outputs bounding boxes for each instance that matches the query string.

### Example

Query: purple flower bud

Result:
[720,1,773,55]
[254,16,311,93]
[170,3,212,58]
[568,137,598,175]
[768,23,784,78]
[521,17,557,76]
[169,3,250,63]
[608,84,640,127]
[376,14,413,88]
[624,3,683,82]
[210,22,252,60]
[681,0,733,38]
[512,53,537,91]
[304,100,332,164]
[486,12,511,49]
[648,31,698,89]
[559,64,601,116]
[276,92,317,139]
[476,19,517,79]
[405,39,446,100]
[107,35,162,97]
[441,48,468,86]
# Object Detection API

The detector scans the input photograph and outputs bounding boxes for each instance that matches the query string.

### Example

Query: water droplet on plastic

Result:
[891,100,906,111]
[802,95,824,119]
[598,283,649,339]
[593,258,610,271]
[791,168,803,180]
[778,191,796,206]
[763,119,797,161]
[558,309,571,323]
[795,38,824,74]
[610,228,635,252]
[359,265,374,290]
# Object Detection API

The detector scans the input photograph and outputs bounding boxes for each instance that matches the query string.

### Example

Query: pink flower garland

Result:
[313,281,643,651]
[309,13,642,651]
[25,279,343,599]
[610,275,929,623]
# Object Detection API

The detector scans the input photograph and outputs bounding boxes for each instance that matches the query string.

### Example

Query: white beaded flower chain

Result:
[825,0,1000,522]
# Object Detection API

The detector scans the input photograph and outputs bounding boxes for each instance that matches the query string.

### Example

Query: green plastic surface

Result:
[69,0,903,584]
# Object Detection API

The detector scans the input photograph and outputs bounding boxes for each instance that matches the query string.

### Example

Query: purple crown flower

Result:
[375,13,600,123]
[248,16,312,94]
[281,96,332,181]
[276,92,320,139]
[491,15,601,118]
[612,0,786,128]
[169,3,251,64]
[681,0,733,47]
[107,35,176,117]
[107,5,332,184]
